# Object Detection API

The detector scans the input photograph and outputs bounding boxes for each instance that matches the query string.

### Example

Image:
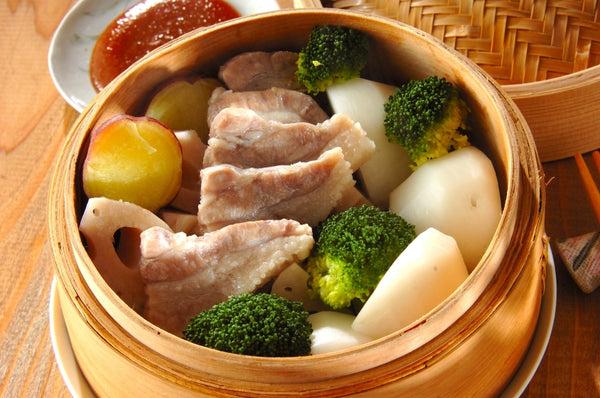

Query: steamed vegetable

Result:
[309,311,373,354]
[183,293,312,357]
[79,26,506,358]
[352,228,469,339]
[144,77,222,141]
[383,76,470,168]
[306,205,416,309]
[389,146,501,271]
[79,197,172,309]
[270,263,330,313]
[327,77,412,208]
[296,25,370,94]
[82,115,183,213]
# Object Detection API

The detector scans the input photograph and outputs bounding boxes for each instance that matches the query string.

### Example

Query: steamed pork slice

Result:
[218,51,302,92]
[198,148,355,231]
[207,86,328,126]
[139,220,314,335]
[204,109,375,170]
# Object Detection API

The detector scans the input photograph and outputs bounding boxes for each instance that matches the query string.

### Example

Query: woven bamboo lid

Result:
[330,0,600,161]
[331,0,600,83]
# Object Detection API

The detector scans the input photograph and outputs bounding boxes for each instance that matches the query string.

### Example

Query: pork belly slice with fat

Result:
[218,51,302,92]
[139,220,314,336]
[198,148,355,231]
[204,109,375,170]
[207,86,328,126]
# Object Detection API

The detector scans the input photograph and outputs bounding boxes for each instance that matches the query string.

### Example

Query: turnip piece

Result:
[79,197,172,310]
[326,77,412,208]
[309,311,373,354]
[388,146,501,271]
[271,263,330,313]
[352,228,468,339]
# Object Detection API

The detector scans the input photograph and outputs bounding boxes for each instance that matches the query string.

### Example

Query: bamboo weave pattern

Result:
[332,0,600,84]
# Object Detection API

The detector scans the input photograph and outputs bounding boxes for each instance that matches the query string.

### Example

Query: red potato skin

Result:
[87,114,178,142]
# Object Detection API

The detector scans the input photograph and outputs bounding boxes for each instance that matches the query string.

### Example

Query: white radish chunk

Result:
[388,146,501,271]
[271,263,330,313]
[326,78,412,208]
[309,311,373,354]
[352,228,468,339]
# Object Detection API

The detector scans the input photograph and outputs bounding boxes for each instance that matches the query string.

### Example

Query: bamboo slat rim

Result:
[47,9,546,396]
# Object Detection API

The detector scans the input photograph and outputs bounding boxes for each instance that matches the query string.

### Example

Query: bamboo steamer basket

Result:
[48,9,547,397]
[330,0,600,162]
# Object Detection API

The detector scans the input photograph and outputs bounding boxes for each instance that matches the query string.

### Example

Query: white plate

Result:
[47,0,281,112]
[49,278,95,398]
[499,247,557,398]
[49,249,557,397]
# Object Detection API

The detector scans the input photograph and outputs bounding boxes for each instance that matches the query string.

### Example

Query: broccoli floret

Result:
[183,293,312,357]
[296,25,370,94]
[306,205,416,309]
[383,76,470,168]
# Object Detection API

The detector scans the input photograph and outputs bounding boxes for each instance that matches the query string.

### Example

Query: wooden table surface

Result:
[0,1,598,397]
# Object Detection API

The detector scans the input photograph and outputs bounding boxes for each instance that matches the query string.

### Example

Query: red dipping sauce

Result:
[90,0,240,91]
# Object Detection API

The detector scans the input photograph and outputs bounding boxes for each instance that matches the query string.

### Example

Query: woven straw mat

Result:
[330,0,600,84]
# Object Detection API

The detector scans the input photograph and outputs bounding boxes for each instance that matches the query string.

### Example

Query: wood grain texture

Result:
[0,0,598,397]
[0,1,78,396]
[505,70,600,163]
[522,156,600,398]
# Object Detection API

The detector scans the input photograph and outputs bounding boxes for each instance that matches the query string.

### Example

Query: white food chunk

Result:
[271,263,330,313]
[175,130,206,179]
[352,228,469,339]
[327,77,412,208]
[157,208,204,235]
[79,197,172,310]
[388,146,502,271]
[169,130,206,214]
[309,311,373,355]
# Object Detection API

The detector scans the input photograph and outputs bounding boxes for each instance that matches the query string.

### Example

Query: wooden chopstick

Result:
[592,150,600,175]
[574,151,600,224]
